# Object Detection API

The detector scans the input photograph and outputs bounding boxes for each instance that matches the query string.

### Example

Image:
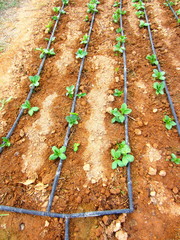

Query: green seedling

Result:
[163,115,176,130]
[152,69,166,81]
[111,103,132,123]
[76,93,87,98]
[35,48,55,59]
[111,140,134,169]
[66,113,80,127]
[113,2,120,7]
[53,7,61,12]
[116,35,127,43]
[21,100,39,116]
[153,82,165,95]
[133,2,145,10]
[113,89,123,97]
[115,67,119,72]
[176,10,180,15]
[164,1,175,6]
[76,48,88,58]
[84,15,89,21]
[139,20,149,28]
[90,0,100,4]
[45,37,56,42]
[112,9,121,23]
[60,9,66,14]
[52,16,58,20]
[87,3,98,13]
[168,153,180,164]
[66,85,75,99]
[114,42,125,53]
[135,11,145,18]
[116,28,122,33]
[119,10,127,15]
[29,75,40,87]
[73,143,80,152]
[0,96,12,111]
[62,0,69,5]
[45,21,53,33]
[0,137,11,148]
[80,34,89,44]
[49,146,66,160]
[0,214,9,217]
[146,54,158,65]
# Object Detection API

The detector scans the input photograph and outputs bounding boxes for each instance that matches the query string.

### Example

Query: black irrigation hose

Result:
[141,0,180,136]
[46,5,98,212]
[119,0,134,211]
[0,3,66,153]
[166,0,179,21]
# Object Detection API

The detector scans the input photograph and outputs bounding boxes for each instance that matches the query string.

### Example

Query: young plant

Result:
[114,42,125,53]
[62,0,69,5]
[153,82,165,95]
[176,10,180,15]
[152,69,166,80]
[116,28,123,33]
[0,96,12,111]
[164,1,175,7]
[49,146,66,160]
[135,11,145,18]
[139,20,149,28]
[21,100,39,116]
[116,35,127,43]
[111,103,132,123]
[29,75,40,87]
[66,85,75,99]
[76,48,88,58]
[113,2,120,7]
[90,0,100,4]
[113,89,123,97]
[35,48,55,59]
[52,16,58,20]
[66,113,80,127]
[45,37,56,42]
[53,7,61,12]
[133,2,145,10]
[163,115,176,130]
[84,15,89,22]
[87,3,98,13]
[80,34,89,44]
[111,141,134,169]
[146,54,158,65]
[168,153,180,164]
[112,9,121,23]
[76,93,87,98]
[73,143,80,152]
[45,21,53,33]
[0,137,11,148]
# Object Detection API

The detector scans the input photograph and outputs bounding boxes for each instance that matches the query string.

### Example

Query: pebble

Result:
[110,188,121,195]
[81,100,86,106]
[110,27,114,31]
[102,215,109,225]
[153,108,158,113]
[134,129,142,135]
[150,191,156,197]
[45,221,49,227]
[148,167,157,176]
[144,121,148,126]
[137,118,143,127]
[106,107,112,114]
[107,95,115,102]
[83,164,90,171]
[19,223,25,231]
[115,76,120,82]
[115,230,128,240]
[159,170,166,177]
[114,222,121,232]
[172,187,178,194]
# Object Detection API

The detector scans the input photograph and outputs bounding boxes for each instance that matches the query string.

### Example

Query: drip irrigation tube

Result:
[166,0,179,21]
[0,3,66,153]
[141,0,180,136]
[47,3,98,213]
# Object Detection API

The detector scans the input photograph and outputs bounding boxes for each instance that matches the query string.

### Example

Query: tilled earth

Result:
[0,0,179,239]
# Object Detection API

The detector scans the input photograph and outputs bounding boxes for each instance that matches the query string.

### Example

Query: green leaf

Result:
[73,143,80,152]
[117,161,126,167]
[76,93,87,98]
[114,89,123,97]
[49,154,58,160]
[122,154,134,163]
[120,103,132,115]
[112,161,118,169]
[29,75,40,87]
[76,48,88,59]
[153,82,165,95]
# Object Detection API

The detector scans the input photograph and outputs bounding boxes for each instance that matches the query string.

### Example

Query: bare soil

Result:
[0,0,179,239]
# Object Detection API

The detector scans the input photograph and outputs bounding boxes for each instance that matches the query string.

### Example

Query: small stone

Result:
[132,51,136,55]
[115,77,120,82]
[91,178,97,184]
[14,152,20,156]
[118,214,127,223]
[172,187,178,194]
[19,223,25,231]
[137,118,143,127]
[107,95,115,102]
[83,164,90,171]
[81,100,86,106]
[159,170,166,177]
[114,222,121,232]
[45,221,49,227]
[106,107,112,113]
[148,167,157,176]
[134,129,142,135]
[153,109,158,113]
[150,191,156,197]
[115,230,128,240]
[144,121,148,126]
[110,27,114,31]
[102,215,109,225]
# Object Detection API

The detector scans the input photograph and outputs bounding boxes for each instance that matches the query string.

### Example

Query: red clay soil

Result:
[0,0,179,239]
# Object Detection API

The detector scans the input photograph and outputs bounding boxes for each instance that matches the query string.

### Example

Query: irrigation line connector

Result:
[141,0,180,135]
[0,3,66,154]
